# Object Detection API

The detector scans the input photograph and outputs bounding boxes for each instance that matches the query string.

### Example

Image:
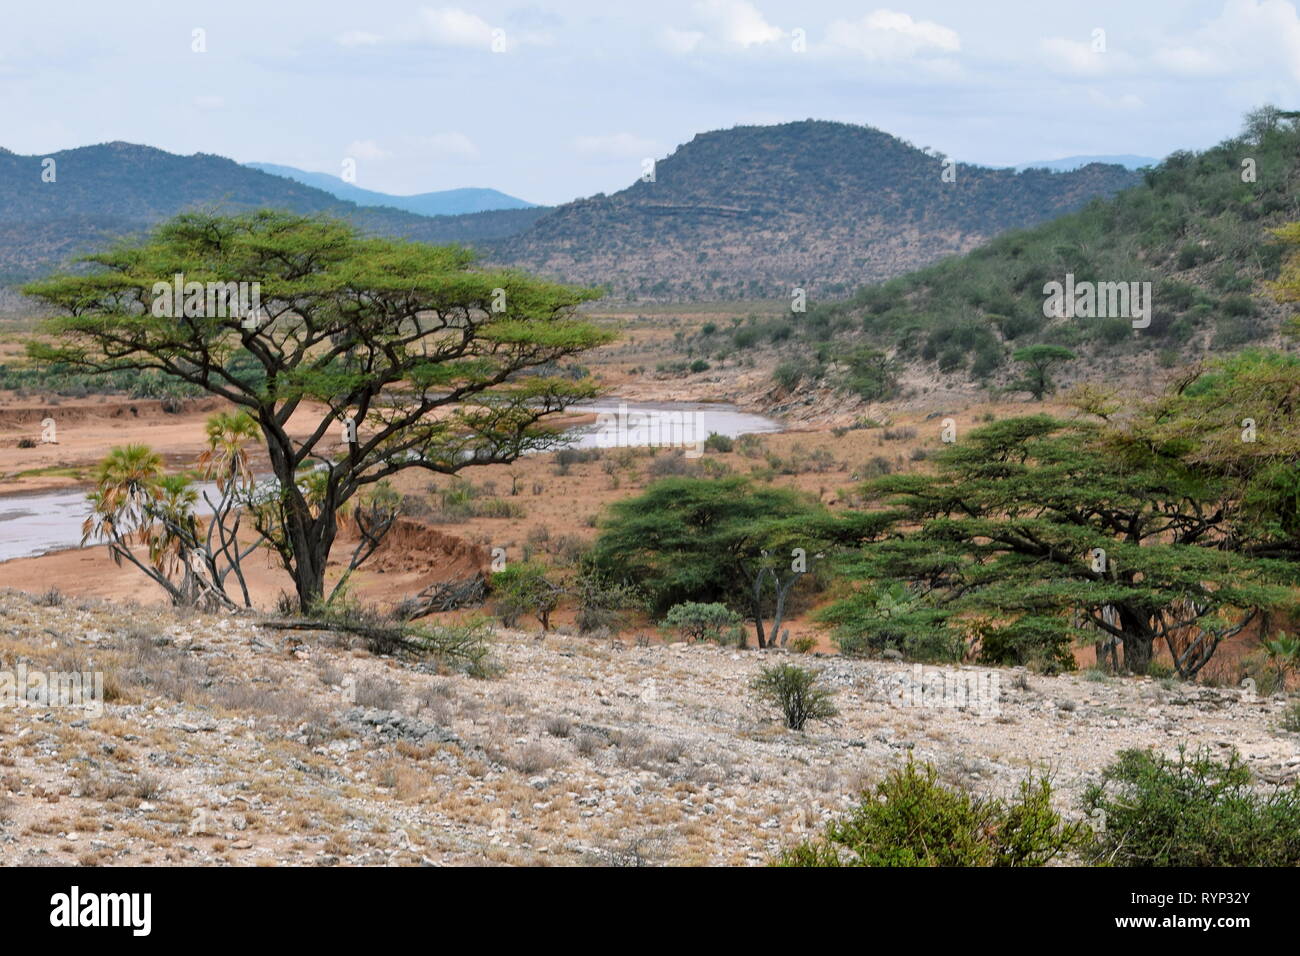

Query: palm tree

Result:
[82,444,165,553]
[197,411,258,491]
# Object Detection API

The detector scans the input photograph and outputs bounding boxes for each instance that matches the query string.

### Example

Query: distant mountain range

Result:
[244,162,537,216]
[1012,154,1159,173]
[0,124,1141,299]
[0,142,545,284]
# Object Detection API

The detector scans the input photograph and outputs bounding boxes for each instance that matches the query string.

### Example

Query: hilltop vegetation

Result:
[749,107,1300,398]
[0,143,545,285]
[496,120,1139,300]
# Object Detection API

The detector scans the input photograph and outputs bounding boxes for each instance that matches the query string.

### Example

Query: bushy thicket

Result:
[1083,746,1300,866]
[779,761,1087,866]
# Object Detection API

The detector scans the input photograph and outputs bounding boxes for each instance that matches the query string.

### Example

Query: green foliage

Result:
[840,346,897,401]
[1262,632,1300,687]
[822,401,1298,678]
[1083,747,1300,866]
[587,476,827,615]
[662,601,742,643]
[797,107,1300,376]
[821,582,962,662]
[750,663,838,730]
[490,561,563,632]
[779,761,1087,866]
[23,211,611,611]
[572,572,646,634]
[703,432,734,453]
[1010,344,1076,400]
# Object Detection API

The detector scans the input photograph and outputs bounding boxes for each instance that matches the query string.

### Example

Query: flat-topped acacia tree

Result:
[23,211,612,611]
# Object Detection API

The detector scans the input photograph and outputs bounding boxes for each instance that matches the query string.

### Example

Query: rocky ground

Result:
[1,588,1297,867]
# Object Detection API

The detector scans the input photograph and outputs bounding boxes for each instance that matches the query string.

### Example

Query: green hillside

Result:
[757,107,1300,395]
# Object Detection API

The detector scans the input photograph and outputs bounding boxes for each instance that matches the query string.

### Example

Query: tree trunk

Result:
[747,569,769,649]
[769,572,800,648]
[1121,634,1153,675]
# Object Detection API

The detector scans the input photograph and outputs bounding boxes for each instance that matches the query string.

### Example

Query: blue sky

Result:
[1,0,1297,204]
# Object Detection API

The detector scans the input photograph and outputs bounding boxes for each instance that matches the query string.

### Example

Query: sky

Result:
[1,0,1298,205]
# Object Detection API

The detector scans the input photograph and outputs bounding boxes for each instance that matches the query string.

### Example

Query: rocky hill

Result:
[0,125,1137,299]
[489,120,1140,299]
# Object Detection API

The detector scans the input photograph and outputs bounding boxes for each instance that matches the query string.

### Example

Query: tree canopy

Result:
[24,211,612,609]
[822,397,1298,676]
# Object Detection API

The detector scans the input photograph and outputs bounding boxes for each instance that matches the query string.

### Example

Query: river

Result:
[0,400,781,563]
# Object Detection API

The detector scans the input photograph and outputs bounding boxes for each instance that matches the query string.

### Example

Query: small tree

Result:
[1011,344,1075,400]
[492,562,563,632]
[82,418,266,610]
[588,477,867,648]
[1263,632,1300,691]
[662,601,742,643]
[751,663,838,730]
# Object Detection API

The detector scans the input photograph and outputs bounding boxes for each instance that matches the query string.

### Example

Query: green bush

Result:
[662,601,742,644]
[1280,701,1300,733]
[703,432,734,453]
[751,663,838,730]
[1083,746,1300,866]
[491,562,562,632]
[778,761,1087,866]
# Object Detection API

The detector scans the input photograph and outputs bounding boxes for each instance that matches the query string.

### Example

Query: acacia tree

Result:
[25,211,611,611]
[824,412,1296,676]
[587,476,881,648]
[1011,344,1075,400]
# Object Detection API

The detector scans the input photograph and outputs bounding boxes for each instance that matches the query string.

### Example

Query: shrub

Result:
[662,601,742,643]
[751,663,838,730]
[574,573,645,634]
[1083,746,1300,866]
[778,761,1088,866]
[1280,702,1300,733]
[646,451,700,478]
[703,432,734,453]
[491,562,562,632]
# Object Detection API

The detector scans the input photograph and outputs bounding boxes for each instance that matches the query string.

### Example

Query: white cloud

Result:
[573,133,663,158]
[410,132,479,160]
[1152,46,1224,76]
[824,10,960,61]
[1152,0,1300,81]
[412,6,550,52]
[337,31,382,48]
[344,139,389,161]
[193,95,225,111]
[418,7,498,49]
[694,0,783,48]
[1039,36,1112,76]
[661,27,705,55]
